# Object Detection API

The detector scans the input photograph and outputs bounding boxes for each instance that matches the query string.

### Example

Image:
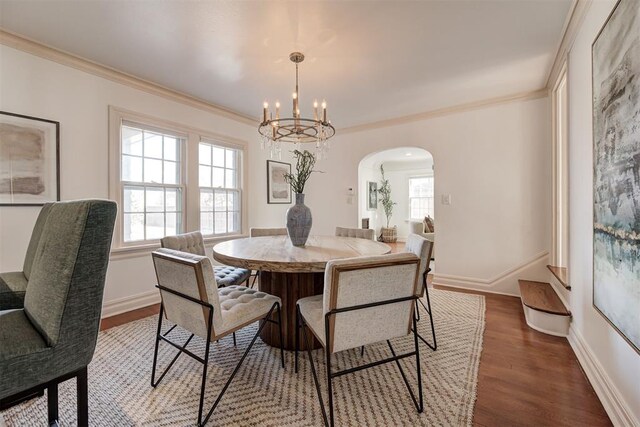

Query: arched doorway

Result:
[358,146,434,248]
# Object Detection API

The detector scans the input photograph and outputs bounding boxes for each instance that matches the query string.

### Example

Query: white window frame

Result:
[408,175,434,220]
[198,139,243,237]
[120,121,187,244]
[108,106,249,254]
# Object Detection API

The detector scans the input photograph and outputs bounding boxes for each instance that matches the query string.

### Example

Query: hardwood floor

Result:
[100,242,611,426]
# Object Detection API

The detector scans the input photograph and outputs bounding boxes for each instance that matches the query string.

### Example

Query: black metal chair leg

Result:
[233,332,237,346]
[302,317,329,427]
[200,304,278,426]
[197,308,214,426]
[294,306,300,373]
[47,383,58,426]
[277,303,285,369]
[76,367,89,427]
[360,346,365,357]
[413,313,424,413]
[151,304,164,387]
[326,348,335,427]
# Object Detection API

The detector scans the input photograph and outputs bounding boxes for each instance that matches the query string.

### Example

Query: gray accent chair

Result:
[405,234,436,351]
[0,203,53,309]
[334,226,375,240]
[0,199,117,427]
[295,253,423,427]
[151,248,284,426]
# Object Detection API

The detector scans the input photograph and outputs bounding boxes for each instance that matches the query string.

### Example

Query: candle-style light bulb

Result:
[322,100,327,123]
[314,99,319,121]
[292,92,298,116]
[263,102,269,123]
[275,101,280,120]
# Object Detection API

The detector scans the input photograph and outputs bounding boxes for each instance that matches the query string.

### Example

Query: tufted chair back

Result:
[161,232,206,256]
[322,253,420,353]
[335,227,375,240]
[152,248,223,340]
[250,227,288,237]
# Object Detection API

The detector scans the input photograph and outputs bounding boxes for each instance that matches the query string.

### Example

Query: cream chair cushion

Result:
[216,286,280,338]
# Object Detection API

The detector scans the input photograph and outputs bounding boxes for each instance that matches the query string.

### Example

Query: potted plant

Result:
[283,149,319,246]
[377,165,397,242]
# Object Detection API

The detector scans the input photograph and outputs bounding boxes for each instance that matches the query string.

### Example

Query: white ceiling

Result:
[0,0,572,128]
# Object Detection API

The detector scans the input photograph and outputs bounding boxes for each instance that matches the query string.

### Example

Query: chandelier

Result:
[259,52,335,159]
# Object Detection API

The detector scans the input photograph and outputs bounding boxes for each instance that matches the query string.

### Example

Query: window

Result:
[199,141,241,236]
[120,123,184,242]
[409,176,434,219]
[109,107,247,250]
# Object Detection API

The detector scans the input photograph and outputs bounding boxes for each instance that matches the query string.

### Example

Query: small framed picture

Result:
[367,181,378,210]
[267,160,292,204]
[0,111,60,206]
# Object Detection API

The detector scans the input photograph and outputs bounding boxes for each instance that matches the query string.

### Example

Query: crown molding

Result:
[0,29,257,126]
[339,88,549,135]
[545,0,593,88]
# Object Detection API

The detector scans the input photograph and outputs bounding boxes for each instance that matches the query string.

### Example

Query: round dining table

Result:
[212,235,391,350]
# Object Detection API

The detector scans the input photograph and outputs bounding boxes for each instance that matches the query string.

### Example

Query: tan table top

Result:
[213,235,391,273]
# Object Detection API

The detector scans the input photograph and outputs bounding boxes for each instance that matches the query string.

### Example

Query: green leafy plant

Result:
[378,164,396,228]
[283,149,319,194]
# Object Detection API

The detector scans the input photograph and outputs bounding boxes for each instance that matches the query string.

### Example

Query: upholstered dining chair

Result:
[0,199,117,427]
[334,226,375,240]
[248,227,288,287]
[161,231,251,346]
[249,227,288,237]
[0,203,52,309]
[161,231,251,288]
[151,248,284,426]
[405,234,436,350]
[295,253,423,427]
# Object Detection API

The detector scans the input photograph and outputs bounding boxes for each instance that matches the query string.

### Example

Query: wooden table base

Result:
[258,271,324,350]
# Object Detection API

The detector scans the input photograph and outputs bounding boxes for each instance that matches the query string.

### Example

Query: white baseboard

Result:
[568,326,638,427]
[101,290,160,318]
[433,251,549,296]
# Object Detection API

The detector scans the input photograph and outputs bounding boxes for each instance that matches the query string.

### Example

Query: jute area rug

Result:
[1,289,485,426]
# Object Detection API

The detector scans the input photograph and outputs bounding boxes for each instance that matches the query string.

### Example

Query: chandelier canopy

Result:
[259,52,335,159]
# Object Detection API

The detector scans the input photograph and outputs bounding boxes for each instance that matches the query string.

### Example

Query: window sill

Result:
[109,233,248,261]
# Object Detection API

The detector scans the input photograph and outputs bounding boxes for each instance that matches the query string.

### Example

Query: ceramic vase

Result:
[286,193,312,247]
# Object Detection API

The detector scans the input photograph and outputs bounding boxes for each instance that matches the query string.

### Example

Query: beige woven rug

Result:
[1,289,485,426]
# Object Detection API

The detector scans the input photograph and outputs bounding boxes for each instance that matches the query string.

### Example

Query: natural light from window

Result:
[409,176,434,219]
[121,124,184,242]
[199,141,241,236]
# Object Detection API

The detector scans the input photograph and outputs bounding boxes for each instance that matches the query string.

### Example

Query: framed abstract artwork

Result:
[267,160,291,204]
[0,111,60,206]
[592,0,640,353]
[367,181,378,210]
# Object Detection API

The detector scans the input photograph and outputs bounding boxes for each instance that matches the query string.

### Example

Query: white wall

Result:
[0,45,255,312]
[248,95,552,294]
[566,1,640,424]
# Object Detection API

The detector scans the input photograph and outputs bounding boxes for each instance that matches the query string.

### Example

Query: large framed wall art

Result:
[0,111,60,206]
[592,0,640,353]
